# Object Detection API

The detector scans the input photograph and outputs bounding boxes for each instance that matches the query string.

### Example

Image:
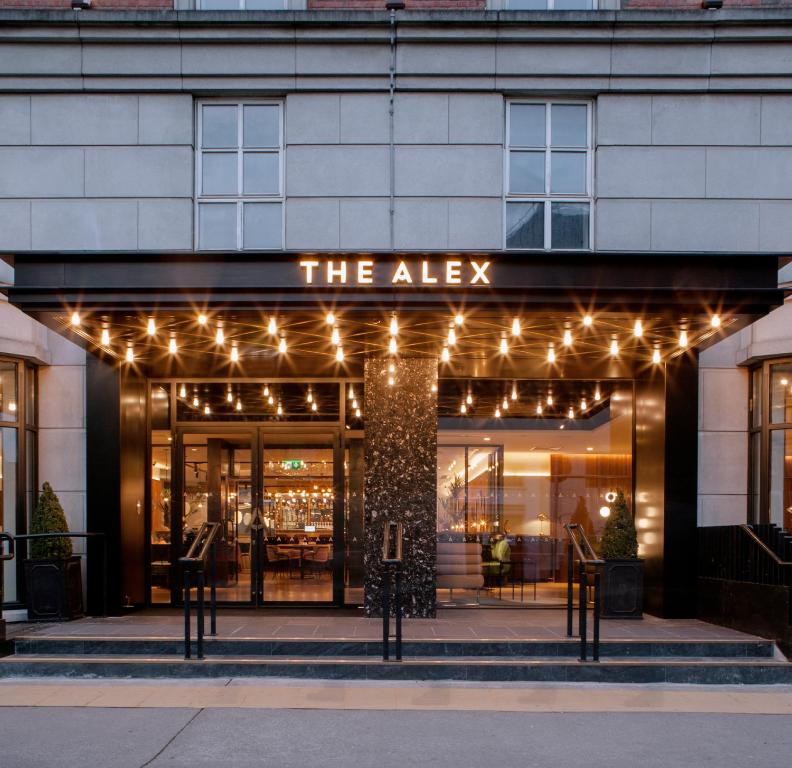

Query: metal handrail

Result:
[13,532,107,616]
[178,522,221,660]
[740,525,792,566]
[564,523,604,663]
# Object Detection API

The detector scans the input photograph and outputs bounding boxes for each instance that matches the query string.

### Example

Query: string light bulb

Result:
[147,318,156,336]
[336,346,345,363]
[198,313,207,326]
[355,408,361,419]
[71,311,81,327]
[711,314,721,329]
[227,390,233,403]
[466,392,473,405]
[204,404,211,416]
[454,313,464,326]
[634,319,643,338]
[447,327,456,346]
[100,328,110,346]
[441,346,450,363]
[307,390,313,404]
[652,348,661,364]
[388,337,398,355]
[583,314,593,327]
[610,338,619,356]
[511,383,518,401]
[352,399,358,409]
[268,395,274,406]
[511,317,521,336]
[536,403,543,415]
[169,337,177,355]
[594,387,601,401]
[389,316,398,336]
[192,395,199,407]
[179,385,187,398]
[215,327,225,345]
[331,327,340,346]
[568,406,575,419]
[500,336,509,355]
[278,337,287,354]
[679,329,688,348]
[547,345,556,363]
[268,317,277,335]
[311,401,318,412]
[563,329,573,347]
[495,407,501,418]
[236,399,242,412]
[502,397,509,411]
[277,403,283,416]
[263,385,270,397]
[125,345,134,363]
[580,398,587,411]
[230,345,239,363]
[326,312,335,325]
[460,403,467,415]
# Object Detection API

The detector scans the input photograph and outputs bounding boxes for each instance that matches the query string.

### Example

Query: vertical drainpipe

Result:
[387,2,404,252]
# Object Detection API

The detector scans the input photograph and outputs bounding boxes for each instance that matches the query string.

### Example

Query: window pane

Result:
[0,362,18,423]
[510,104,546,147]
[554,0,594,9]
[199,203,237,250]
[551,152,586,194]
[244,203,282,249]
[551,104,588,148]
[200,0,240,8]
[244,105,280,148]
[202,152,238,195]
[202,105,237,149]
[769,429,792,531]
[509,151,545,194]
[506,202,544,249]
[752,367,762,429]
[507,0,548,10]
[770,363,792,424]
[1,428,18,602]
[551,202,589,249]
[243,152,279,195]
[25,367,36,427]
[246,0,286,9]
[750,431,762,523]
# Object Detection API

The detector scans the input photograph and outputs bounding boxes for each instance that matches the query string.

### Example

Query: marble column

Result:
[363,357,438,618]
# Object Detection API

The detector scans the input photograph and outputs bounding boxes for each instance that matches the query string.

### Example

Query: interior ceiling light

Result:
[100,328,110,346]
[568,406,575,419]
[204,404,211,416]
[278,337,287,354]
[268,317,277,335]
[679,329,689,348]
[192,395,199,407]
[125,345,134,363]
[711,314,721,328]
[277,403,283,416]
[583,314,593,327]
[226,390,233,403]
[500,336,508,355]
[466,392,473,405]
[331,327,341,346]
[511,383,518,401]
[454,313,464,326]
[502,397,509,410]
[580,398,587,410]
[388,337,398,355]
[563,329,572,347]
[230,345,239,363]
[215,327,225,345]
[594,387,601,401]
[355,408,362,418]
[336,346,345,363]
[348,386,355,400]
[179,385,187,398]
[389,316,398,336]
[536,403,543,415]
[236,399,242,411]
[634,319,643,338]
[263,384,270,397]
[147,318,156,336]
[547,345,556,363]
[652,348,661,364]
[447,327,456,346]
[307,390,313,403]
[198,313,207,326]
[460,403,467,414]
[441,346,450,363]
[268,395,274,405]
[311,401,318,412]
[495,407,501,418]
[326,312,335,325]
[169,338,177,355]
[511,317,521,336]
[610,338,619,356]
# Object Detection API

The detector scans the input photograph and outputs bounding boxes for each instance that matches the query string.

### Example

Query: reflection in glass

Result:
[510,104,546,147]
[550,152,586,194]
[149,438,172,604]
[551,104,588,147]
[770,364,792,424]
[551,202,589,249]
[199,203,237,250]
[202,105,237,148]
[0,363,18,423]
[509,151,545,194]
[770,429,792,531]
[506,202,544,249]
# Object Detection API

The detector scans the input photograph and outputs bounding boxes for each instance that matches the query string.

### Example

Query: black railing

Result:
[699,524,792,588]
[13,532,107,616]
[564,523,604,662]
[178,522,221,660]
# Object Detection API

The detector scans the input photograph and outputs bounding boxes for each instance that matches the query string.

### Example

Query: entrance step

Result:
[1,654,791,684]
[9,636,777,659]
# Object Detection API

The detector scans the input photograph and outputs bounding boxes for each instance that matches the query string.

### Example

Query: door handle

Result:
[0,531,14,561]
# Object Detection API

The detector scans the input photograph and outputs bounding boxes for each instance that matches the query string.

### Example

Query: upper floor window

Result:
[198,1,288,9]
[504,0,597,8]
[505,101,592,250]
[197,101,283,251]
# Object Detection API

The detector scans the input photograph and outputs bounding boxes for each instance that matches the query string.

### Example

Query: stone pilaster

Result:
[363,357,438,618]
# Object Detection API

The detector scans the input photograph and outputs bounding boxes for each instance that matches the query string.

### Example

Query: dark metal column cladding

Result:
[363,357,438,618]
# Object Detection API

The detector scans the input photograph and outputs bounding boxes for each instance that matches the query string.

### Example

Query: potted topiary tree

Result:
[598,489,643,619]
[24,482,83,621]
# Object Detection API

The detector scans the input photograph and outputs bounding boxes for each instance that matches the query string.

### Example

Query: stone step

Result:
[1,654,791,684]
[10,635,777,659]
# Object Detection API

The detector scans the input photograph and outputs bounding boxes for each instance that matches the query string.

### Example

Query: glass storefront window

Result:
[770,363,792,425]
[0,362,18,423]
[769,429,792,532]
[149,434,172,604]
[1,427,19,603]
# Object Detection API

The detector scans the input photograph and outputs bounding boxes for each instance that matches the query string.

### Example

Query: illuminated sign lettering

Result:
[298,258,492,287]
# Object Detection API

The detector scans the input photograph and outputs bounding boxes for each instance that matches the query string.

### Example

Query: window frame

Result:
[748,357,792,527]
[197,0,289,10]
[195,99,285,252]
[501,0,599,9]
[504,99,594,251]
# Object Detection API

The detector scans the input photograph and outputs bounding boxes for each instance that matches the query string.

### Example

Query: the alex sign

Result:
[298,258,492,287]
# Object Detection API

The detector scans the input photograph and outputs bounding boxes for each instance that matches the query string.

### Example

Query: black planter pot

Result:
[24,556,84,622]
[601,559,643,619]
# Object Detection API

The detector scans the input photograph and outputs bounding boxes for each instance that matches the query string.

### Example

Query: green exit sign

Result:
[281,459,304,471]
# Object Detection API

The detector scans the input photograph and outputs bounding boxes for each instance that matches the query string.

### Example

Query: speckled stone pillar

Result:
[363,357,438,618]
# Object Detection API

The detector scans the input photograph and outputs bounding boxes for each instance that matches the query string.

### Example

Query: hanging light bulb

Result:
[388,376,395,386]
[511,383,518,401]
[352,399,359,410]
[179,384,187,398]
[536,403,543,415]
[278,337,287,354]
[198,313,207,326]
[454,313,464,326]
[583,314,593,327]
[268,317,277,335]
[568,406,575,419]
[547,393,554,406]
[634,319,643,338]
[268,395,274,406]
[277,402,283,416]
[466,392,473,405]
[230,345,239,363]
[431,382,437,393]
[560,330,571,348]
[594,387,601,401]
[263,385,270,397]
[307,390,313,404]
[70,311,81,327]
[336,346,345,363]
[236,399,243,412]
[227,390,233,403]
[460,403,467,415]
[580,398,587,411]
[215,327,225,345]
[447,327,456,346]
[355,408,361,418]
[311,401,318,412]
[511,317,521,336]
[348,386,355,400]
[125,345,134,363]
[204,404,211,416]
[711,314,721,329]
[326,312,335,325]
[101,328,111,346]
[679,329,688,348]
[495,407,501,418]
[500,336,508,355]
[389,316,398,336]
[652,348,661,364]
[502,397,509,411]
[331,327,340,346]
[547,345,556,363]
[147,318,156,336]
[192,394,199,407]
[168,337,177,355]
[388,337,398,355]
[610,338,619,356]
[441,346,450,363]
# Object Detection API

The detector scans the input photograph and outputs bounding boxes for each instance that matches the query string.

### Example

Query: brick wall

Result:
[622,0,792,8]
[0,1,172,8]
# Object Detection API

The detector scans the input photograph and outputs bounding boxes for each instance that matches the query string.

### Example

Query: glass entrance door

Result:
[257,431,340,604]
